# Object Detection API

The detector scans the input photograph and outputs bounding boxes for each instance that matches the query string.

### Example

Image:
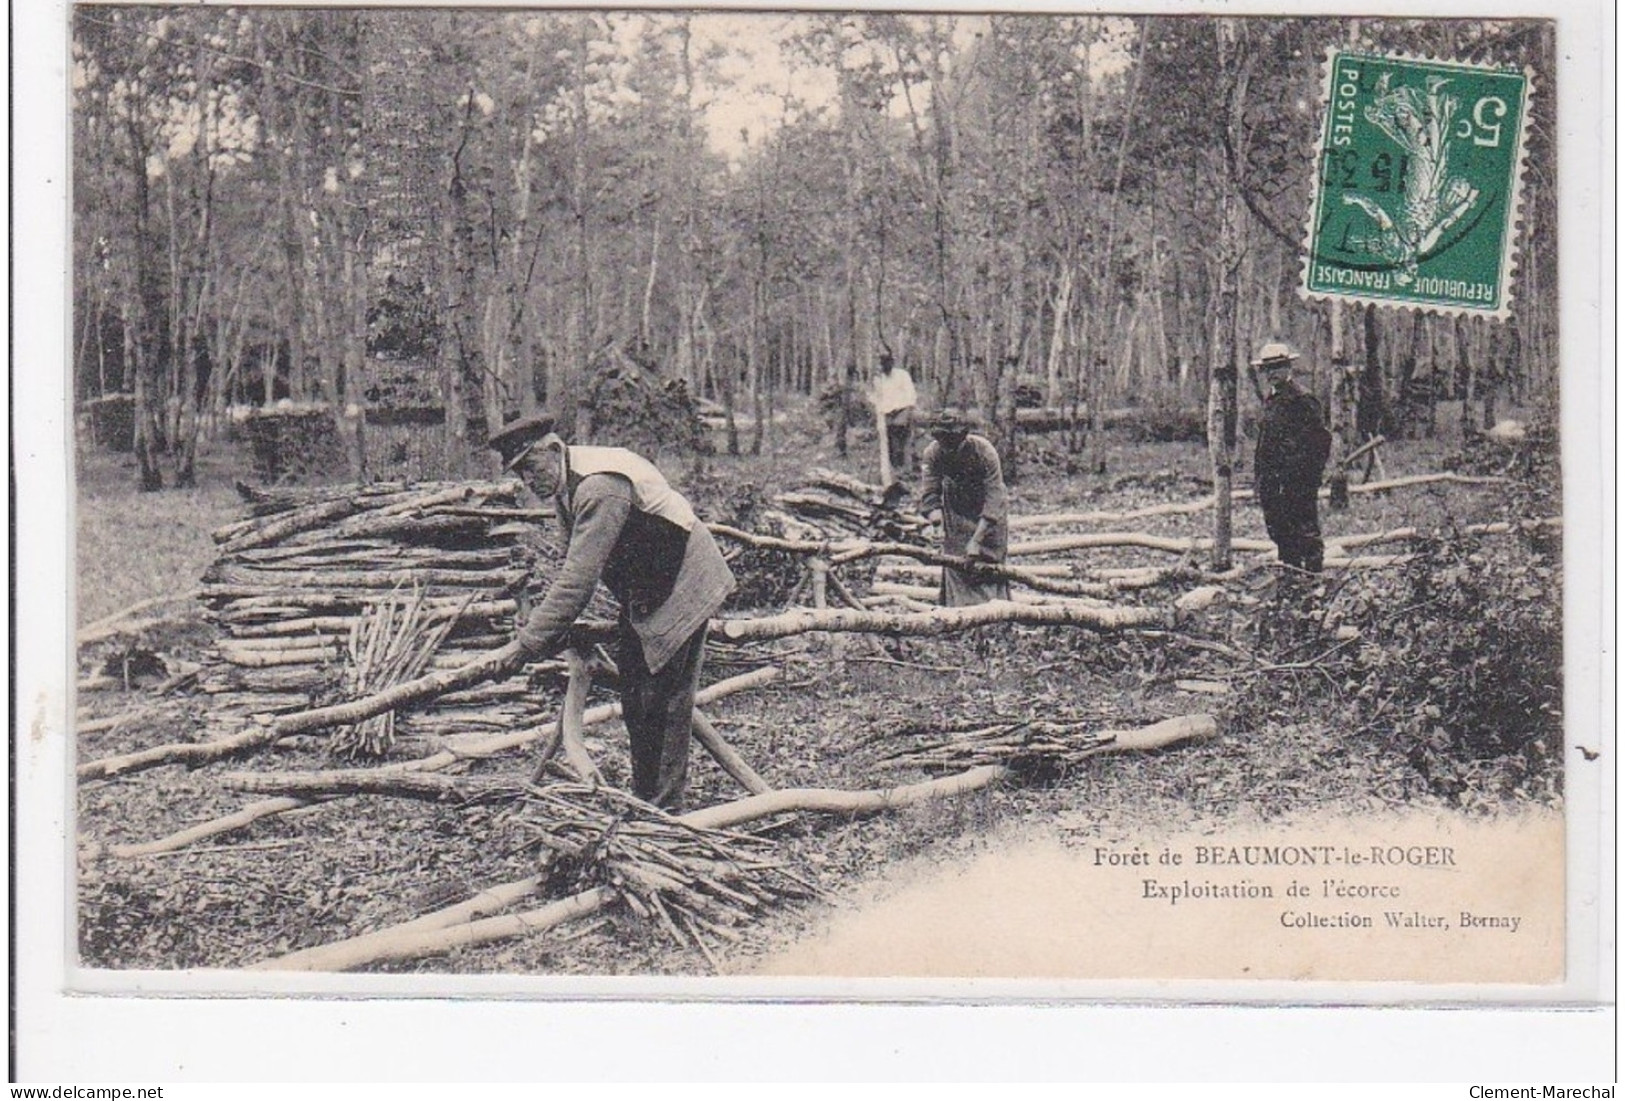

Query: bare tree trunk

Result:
[1208,20,1248,569]
[1455,314,1476,438]
[125,111,164,491]
[568,15,595,443]
[1327,302,1351,510]
[1358,302,1386,443]
[1208,202,1241,572]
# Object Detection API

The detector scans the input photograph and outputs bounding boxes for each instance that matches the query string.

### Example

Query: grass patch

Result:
[74,440,261,625]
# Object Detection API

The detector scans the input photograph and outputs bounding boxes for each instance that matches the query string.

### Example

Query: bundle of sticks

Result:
[707,468,933,611]
[511,782,817,954]
[196,480,616,749]
[331,587,469,758]
[771,467,932,544]
[873,714,1219,782]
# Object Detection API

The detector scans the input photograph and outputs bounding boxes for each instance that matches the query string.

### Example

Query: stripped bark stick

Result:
[690,712,772,795]
[256,712,1217,972]
[221,770,521,802]
[255,766,1009,972]
[79,642,530,780]
[870,581,1110,606]
[1012,472,1513,528]
[716,599,1173,642]
[546,648,601,785]
[1010,532,1276,557]
[273,641,531,737]
[108,667,783,857]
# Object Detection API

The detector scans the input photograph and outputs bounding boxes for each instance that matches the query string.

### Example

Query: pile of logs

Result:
[713,467,933,610]
[770,467,931,544]
[196,479,611,752]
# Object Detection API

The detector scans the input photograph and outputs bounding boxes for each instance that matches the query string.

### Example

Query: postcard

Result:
[14,0,1613,1082]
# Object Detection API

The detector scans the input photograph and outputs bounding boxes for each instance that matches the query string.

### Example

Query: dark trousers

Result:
[616,623,708,810]
[1262,491,1325,573]
[885,417,911,473]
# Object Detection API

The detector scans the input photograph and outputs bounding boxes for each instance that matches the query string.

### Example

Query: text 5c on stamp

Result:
[1303,51,1531,318]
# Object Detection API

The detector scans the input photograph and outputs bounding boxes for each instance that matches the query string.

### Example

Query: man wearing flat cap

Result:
[489,415,735,809]
[1252,342,1332,574]
[920,407,1010,606]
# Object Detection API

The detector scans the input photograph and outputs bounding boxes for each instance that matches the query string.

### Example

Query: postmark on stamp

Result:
[1303,52,1531,318]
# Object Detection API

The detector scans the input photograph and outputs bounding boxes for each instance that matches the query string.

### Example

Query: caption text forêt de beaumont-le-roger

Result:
[1092,841,1523,934]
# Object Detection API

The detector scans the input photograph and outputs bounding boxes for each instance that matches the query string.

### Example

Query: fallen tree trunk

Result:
[273,640,531,737]
[1007,517,1558,567]
[1008,498,1218,531]
[1326,517,1559,554]
[79,642,531,781]
[1011,472,1512,529]
[716,526,1113,598]
[207,565,529,590]
[1010,532,1276,558]
[105,667,783,858]
[709,523,839,557]
[228,601,520,638]
[877,561,1075,578]
[829,543,1118,597]
[870,581,1109,607]
[258,887,617,973]
[877,561,1190,592]
[255,711,1218,972]
[78,723,291,783]
[716,598,1175,642]
[254,765,1009,972]
[222,770,522,802]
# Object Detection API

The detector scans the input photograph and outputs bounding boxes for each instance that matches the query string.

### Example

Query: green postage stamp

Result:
[1303,52,1531,317]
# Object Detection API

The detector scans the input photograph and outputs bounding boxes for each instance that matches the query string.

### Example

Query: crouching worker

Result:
[920,408,1010,607]
[489,415,736,810]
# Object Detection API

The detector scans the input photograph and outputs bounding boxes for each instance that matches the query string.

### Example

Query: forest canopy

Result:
[70,9,1556,488]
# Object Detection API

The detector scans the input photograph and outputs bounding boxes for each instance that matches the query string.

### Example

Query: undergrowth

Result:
[1232,423,1563,812]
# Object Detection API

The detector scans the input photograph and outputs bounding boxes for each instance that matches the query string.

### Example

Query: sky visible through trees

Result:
[70,8,1556,489]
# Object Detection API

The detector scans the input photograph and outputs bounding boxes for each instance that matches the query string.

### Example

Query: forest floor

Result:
[72,402,1569,982]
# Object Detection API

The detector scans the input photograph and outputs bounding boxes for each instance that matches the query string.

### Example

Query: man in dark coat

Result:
[1253,342,1332,574]
[920,408,1010,606]
[489,415,736,809]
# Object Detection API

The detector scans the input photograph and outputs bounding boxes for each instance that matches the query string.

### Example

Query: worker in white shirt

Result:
[870,351,918,481]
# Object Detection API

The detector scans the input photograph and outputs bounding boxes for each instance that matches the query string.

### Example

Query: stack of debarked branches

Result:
[197,479,616,756]
[511,782,817,954]
[330,587,471,758]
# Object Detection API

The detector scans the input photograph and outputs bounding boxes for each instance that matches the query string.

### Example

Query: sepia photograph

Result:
[13,0,1613,1082]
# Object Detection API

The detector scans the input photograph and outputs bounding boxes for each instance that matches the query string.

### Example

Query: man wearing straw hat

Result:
[1252,341,1332,574]
[488,414,735,809]
[920,407,1010,606]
